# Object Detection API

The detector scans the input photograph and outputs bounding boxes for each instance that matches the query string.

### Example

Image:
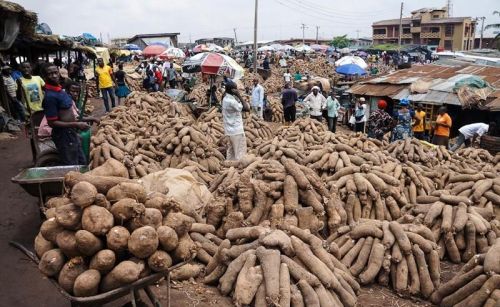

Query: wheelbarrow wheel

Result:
[36,153,61,167]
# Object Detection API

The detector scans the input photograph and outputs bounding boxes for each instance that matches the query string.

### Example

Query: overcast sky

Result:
[15,0,500,43]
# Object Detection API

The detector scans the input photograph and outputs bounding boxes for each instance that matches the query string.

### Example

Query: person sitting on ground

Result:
[222,81,250,161]
[303,86,326,122]
[41,64,95,165]
[450,122,491,152]
[367,99,393,140]
[432,106,452,147]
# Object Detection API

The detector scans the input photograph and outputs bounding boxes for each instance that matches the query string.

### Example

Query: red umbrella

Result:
[143,45,167,57]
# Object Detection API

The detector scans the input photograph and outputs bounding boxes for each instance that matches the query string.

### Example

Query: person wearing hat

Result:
[354,97,367,133]
[413,103,426,140]
[391,98,415,141]
[368,99,393,140]
[432,106,452,147]
[222,81,250,160]
[303,86,326,122]
[325,92,341,133]
[2,65,26,122]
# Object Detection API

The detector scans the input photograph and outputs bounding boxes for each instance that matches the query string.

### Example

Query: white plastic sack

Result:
[139,168,212,215]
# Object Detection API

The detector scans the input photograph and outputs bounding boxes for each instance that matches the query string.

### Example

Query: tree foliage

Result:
[330,35,350,49]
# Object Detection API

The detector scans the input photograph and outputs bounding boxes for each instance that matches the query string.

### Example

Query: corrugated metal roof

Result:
[347,84,406,96]
[355,64,500,110]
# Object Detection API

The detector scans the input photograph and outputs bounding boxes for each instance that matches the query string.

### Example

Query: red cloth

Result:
[155,70,163,84]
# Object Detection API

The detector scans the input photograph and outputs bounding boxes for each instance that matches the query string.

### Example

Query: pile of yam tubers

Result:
[36,165,203,297]
[328,220,441,298]
[31,89,500,305]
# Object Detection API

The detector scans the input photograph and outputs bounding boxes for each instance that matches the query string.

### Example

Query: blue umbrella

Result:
[336,64,367,75]
[123,44,140,50]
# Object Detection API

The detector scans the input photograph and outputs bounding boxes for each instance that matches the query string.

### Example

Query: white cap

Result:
[312,86,320,90]
[359,97,366,102]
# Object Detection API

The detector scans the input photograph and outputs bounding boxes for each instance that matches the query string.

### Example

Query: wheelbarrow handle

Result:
[9,241,39,264]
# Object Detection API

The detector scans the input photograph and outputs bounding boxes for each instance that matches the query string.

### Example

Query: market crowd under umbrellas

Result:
[1,0,500,306]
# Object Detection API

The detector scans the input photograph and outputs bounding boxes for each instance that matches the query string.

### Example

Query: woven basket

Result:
[480,135,500,155]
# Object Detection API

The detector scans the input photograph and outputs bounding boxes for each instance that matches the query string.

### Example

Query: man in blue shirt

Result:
[41,63,91,165]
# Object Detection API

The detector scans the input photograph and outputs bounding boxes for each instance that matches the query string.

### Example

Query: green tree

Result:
[330,35,350,49]
[485,10,500,49]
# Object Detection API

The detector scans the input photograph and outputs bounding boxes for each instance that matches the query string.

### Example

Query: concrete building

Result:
[195,37,234,47]
[277,38,331,46]
[127,33,180,50]
[110,37,129,48]
[372,7,476,51]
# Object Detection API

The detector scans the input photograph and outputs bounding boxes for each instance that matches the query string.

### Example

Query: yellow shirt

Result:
[21,76,45,112]
[413,110,425,132]
[95,65,114,88]
[435,113,452,137]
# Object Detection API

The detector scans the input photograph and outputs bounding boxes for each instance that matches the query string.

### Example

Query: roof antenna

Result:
[446,0,453,17]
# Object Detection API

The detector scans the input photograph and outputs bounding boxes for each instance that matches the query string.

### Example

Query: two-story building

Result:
[372,7,476,51]
[195,37,234,47]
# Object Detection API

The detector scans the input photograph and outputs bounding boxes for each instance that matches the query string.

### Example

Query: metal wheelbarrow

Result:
[10,241,191,307]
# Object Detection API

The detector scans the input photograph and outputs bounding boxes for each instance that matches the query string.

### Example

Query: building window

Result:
[403,28,411,34]
[373,28,386,35]
[444,40,453,50]
[412,21,421,27]
[430,27,440,33]
[445,25,454,36]
[432,14,440,19]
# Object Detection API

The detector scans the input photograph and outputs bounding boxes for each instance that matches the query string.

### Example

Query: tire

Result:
[35,153,61,167]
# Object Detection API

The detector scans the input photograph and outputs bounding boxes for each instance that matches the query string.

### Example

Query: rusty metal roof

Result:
[354,64,500,110]
[347,84,406,96]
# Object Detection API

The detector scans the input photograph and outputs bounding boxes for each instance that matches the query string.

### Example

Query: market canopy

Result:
[294,45,314,53]
[183,52,244,80]
[159,47,186,60]
[143,44,167,57]
[258,46,275,52]
[335,56,368,69]
[123,43,140,50]
[336,63,367,76]
[310,44,329,52]
[193,43,224,54]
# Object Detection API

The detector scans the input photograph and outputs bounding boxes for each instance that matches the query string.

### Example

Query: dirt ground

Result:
[0,97,462,307]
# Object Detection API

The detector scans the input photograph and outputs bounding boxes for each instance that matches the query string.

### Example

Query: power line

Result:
[286,0,381,21]
[288,0,389,17]
[273,0,369,25]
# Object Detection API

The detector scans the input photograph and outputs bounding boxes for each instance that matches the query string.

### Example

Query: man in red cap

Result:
[367,99,393,140]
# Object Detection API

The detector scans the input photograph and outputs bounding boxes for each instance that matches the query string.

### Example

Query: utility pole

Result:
[233,28,238,44]
[189,33,192,44]
[356,30,360,40]
[478,17,486,49]
[398,2,403,53]
[301,24,308,45]
[447,0,453,17]
[315,26,320,44]
[253,0,258,71]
